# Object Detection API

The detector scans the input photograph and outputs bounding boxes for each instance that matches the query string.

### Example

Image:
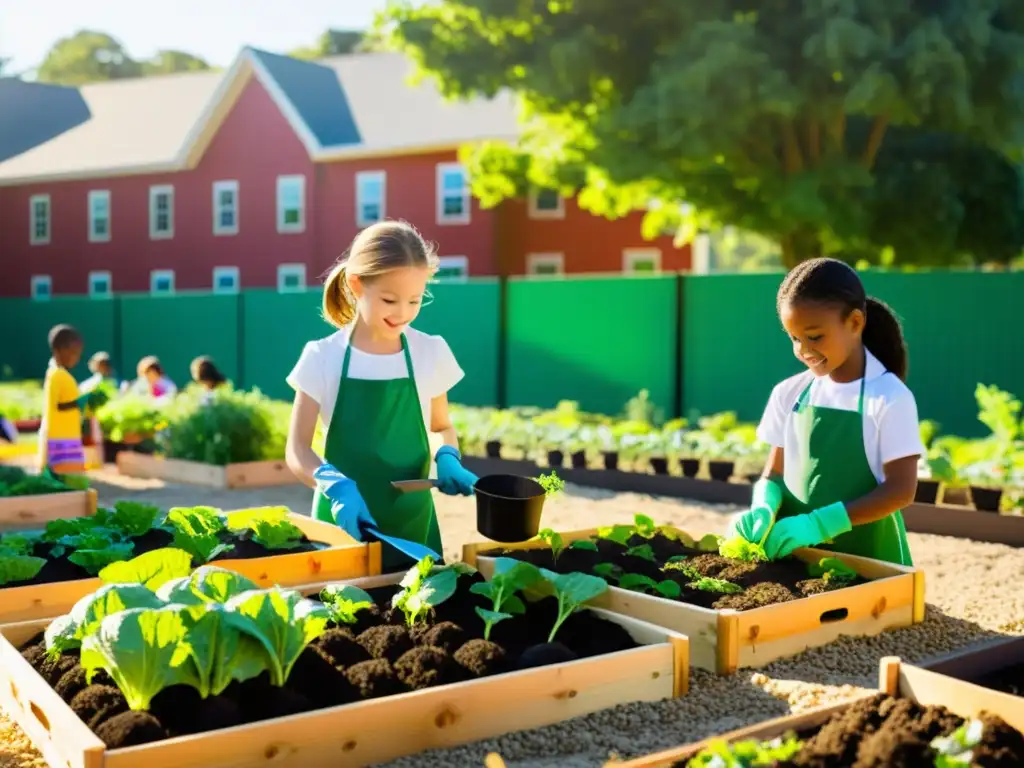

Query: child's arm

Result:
[843,456,919,524]
[429,393,460,450]
[285,391,323,489]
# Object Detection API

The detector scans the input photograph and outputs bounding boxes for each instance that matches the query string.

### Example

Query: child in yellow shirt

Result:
[39,325,100,474]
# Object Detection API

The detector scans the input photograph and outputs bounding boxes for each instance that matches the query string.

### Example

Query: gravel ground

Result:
[3,470,1024,768]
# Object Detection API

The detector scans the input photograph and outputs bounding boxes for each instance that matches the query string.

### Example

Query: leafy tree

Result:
[380,0,1024,267]
[142,50,211,76]
[289,29,368,61]
[37,31,143,84]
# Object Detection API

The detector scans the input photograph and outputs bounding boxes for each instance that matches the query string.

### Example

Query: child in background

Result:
[136,356,178,403]
[40,325,101,473]
[81,351,120,393]
[190,356,228,391]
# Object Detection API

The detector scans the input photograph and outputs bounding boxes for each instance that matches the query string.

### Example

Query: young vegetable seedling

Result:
[535,472,565,497]
[319,584,376,625]
[807,557,858,586]
[538,568,608,643]
[617,573,682,599]
[470,557,543,639]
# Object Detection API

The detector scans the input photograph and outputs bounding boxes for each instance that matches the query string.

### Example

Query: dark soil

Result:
[23,571,640,749]
[672,693,1024,767]
[481,532,866,612]
[8,525,326,589]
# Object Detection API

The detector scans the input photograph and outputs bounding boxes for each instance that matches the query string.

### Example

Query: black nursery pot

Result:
[970,485,1003,513]
[679,458,700,478]
[649,457,669,475]
[475,474,547,543]
[707,460,735,482]
[570,451,587,469]
[547,450,565,468]
[485,440,502,459]
[914,479,940,505]
[602,451,620,471]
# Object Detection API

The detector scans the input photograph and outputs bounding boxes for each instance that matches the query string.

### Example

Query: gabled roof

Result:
[0,49,518,186]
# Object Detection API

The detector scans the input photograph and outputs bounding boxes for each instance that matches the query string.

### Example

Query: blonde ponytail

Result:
[322,263,356,328]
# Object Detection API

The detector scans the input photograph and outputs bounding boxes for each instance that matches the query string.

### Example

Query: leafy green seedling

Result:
[319,584,376,625]
[535,472,565,497]
[688,577,743,594]
[807,557,858,586]
[661,561,702,581]
[109,501,161,537]
[596,523,633,546]
[471,557,542,640]
[624,543,656,562]
[98,548,193,591]
[618,573,682,599]
[391,556,459,626]
[632,514,657,538]
[719,537,769,563]
[931,718,984,767]
[538,568,608,643]
[536,528,564,562]
[569,539,598,552]
[592,562,622,581]
[697,534,723,552]
[688,733,802,766]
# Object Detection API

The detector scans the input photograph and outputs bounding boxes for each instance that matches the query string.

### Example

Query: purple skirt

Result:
[48,438,85,472]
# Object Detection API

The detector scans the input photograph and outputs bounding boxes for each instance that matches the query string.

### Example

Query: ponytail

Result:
[863,297,908,381]
[322,263,356,328]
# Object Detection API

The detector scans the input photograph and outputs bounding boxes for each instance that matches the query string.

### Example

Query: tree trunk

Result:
[779,231,823,270]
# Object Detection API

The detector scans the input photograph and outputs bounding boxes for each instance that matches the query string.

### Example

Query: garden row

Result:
[0,495,1021,767]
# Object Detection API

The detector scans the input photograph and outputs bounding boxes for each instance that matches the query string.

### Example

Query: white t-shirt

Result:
[756,350,924,483]
[286,325,464,436]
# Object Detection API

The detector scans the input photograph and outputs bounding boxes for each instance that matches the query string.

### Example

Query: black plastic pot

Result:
[475,474,547,543]
[570,451,587,469]
[914,479,940,505]
[602,451,619,471]
[650,457,669,475]
[708,460,735,482]
[485,440,502,459]
[547,450,564,468]
[970,485,1003,513]
[679,458,700,478]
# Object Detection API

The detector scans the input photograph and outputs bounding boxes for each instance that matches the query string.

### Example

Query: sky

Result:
[0,0,393,72]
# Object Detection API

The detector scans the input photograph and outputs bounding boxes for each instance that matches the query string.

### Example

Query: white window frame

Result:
[150,269,175,296]
[212,180,239,236]
[88,270,112,298]
[528,188,565,220]
[29,194,51,245]
[436,162,471,225]
[88,190,111,243]
[212,266,240,295]
[277,263,306,293]
[276,175,306,234]
[149,185,174,239]
[356,170,386,227]
[526,252,565,277]
[623,248,663,274]
[434,255,470,283]
[30,275,51,301]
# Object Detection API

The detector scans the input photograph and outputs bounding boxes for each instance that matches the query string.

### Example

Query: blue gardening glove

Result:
[763,502,852,560]
[727,477,784,544]
[313,463,376,541]
[434,446,478,496]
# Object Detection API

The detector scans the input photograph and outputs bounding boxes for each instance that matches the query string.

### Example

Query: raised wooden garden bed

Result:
[922,634,1024,694]
[0,512,381,624]
[116,452,297,489]
[0,570,688,768]
[604,655,1024,767]
[464,527,924,675]
[0,489,98,532]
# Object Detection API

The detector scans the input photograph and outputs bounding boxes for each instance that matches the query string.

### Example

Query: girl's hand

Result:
[763,502,852,560]
[435,446,478,496]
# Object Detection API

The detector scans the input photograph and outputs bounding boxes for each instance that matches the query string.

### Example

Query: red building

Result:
[0,49,690,299]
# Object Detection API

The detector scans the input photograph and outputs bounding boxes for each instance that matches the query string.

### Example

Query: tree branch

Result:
[861,115,889,170]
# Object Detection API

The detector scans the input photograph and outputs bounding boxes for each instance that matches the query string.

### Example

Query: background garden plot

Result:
[2,477,1023,768]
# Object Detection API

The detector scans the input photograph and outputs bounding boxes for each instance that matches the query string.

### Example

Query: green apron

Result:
[779,369,913,566]
[312,330,442,572]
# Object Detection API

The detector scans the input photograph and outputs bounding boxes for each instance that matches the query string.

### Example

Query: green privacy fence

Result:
[0,271,1019,436]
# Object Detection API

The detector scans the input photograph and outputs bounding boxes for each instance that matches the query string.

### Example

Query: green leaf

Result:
[618,573,658,592]
[597,524,633,546]
[625,543,656,562]
[47,583,167,656]
[176,605,268,698]
[633,514,657,537]
[688,577,743,595]
[538,568,609,642]
[568,539,598,551]
[80,606,197,710]
[224,506,290,531]
[319,584,375,625]
[156,566,259,605]
[537,528,564,561]
[110,501,161,537]
[68,542,136,576]
[98,547,193,590]
[0,554,46,586]
[697,534,723,553]
[250,520,303,551]
[166,506,225,538]
[719,537,769,563]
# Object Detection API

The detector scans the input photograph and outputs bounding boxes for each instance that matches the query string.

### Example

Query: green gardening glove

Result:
[763,502,852,560]
[726,477,783,544]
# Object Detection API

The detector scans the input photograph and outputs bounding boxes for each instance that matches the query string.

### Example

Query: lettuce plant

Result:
[157,566,259,605]
[319,584,375,625]
[0,533,45,586]
[391,556,460,627]
[46,583,165,656]
[538,568,608,642]
[471,557,542,640]
[807,557,858,586]
[689,577,743,594]
[167,506,234,564]
[227,507,303,551]
[176,604,268,698]
[687,734,802,766]
[98,548,193,591]
[108,501,161,537]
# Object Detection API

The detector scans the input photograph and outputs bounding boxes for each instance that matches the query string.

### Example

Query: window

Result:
[30,275,51,300]
[435,256,469,282]
[277,175,305,234]
[212,266,240,294]
[526,253,565,276]
[356,171,386,227]
[88,190,111,242]
[150,269,175,295]
[149,185,174,239]
[213,180,239,235]
[277,263,306,293]
[623,248,662,274]
[528,188,565,219]
[88,271,112,298]
[29,194,50,245]
[436,162,470,224]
